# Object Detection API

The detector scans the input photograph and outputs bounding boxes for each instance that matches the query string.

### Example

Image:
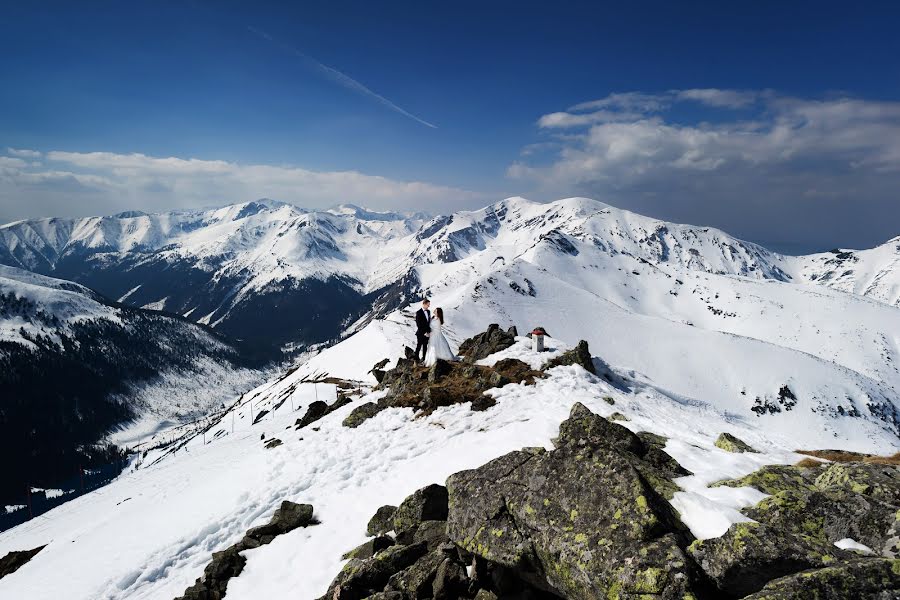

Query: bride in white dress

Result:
[425,307,457,366]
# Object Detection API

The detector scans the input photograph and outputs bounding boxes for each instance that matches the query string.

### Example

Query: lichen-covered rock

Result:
[366,505,398,536]
[714,461,900,563]
[555,401,643,455]
[542,340,596,375]
[341,535,395,560]
[385,550,446,597]
[815,463,900,505]
[608,412,629,422]
[323,542,428,600]
[714,432,758,453]
[393,484,449,533]
[412,520,449,551]
[744,488,900,555]
[458,324,517,362]
[688,521,850,597]
[446,403,697,599]
[741,558,900,599]
[713,464,821,495]
[343,402,383,428]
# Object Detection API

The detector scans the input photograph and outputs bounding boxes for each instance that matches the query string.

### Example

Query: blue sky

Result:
[2,1,899,251]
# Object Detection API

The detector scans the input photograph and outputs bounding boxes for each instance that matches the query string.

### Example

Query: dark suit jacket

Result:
[415,308,431,337]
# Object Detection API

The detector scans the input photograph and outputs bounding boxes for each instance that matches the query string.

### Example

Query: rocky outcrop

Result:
[715,432,758,453]
[0,545,45,580]
[371,353,543,419]
[367,505,398,536]
[320,404,900,599]
[393,484,449,533]
[342,402,383,428]
[688,521,851,597]
[742,558,900,599]
[447,402,697,599]
[542,340,596,375]
[176,501,316,600]
[297,394,354,430]
[457,324,517,362]
[716,461,900,559]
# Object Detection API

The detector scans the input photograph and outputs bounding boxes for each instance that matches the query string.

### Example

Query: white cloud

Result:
[673,88,758,108]
[514,89,900,250]
[6,148,42,158]
[0,151,489,222]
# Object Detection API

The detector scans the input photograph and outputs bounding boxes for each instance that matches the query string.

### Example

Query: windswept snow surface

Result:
[1,323,896,600]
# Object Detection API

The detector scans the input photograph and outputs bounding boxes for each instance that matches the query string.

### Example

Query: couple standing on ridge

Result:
[414,298,456,366]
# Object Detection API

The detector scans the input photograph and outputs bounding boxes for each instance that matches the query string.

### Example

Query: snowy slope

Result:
[785,236,900,308]
[1,197,899,598]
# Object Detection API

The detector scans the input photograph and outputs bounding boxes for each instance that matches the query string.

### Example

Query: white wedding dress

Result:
[425,319,457,366]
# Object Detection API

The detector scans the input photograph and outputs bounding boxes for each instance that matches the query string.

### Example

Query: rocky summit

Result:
[320,403,900,599]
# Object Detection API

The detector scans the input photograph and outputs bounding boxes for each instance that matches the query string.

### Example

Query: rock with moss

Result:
[745,488,900,555]
[343,402,383,428]
[814,463,900,505]
[385,550,447,597]
[688,521,851,597]
[740,558,900,599]
[393,484,449,534]
[341,536,396,560]
[715,432,758,453]
[637,431,668,449]
[458,324,517,362]
[446,402,697,599]
[366,505,398,536]
[322,542,428,600]
[542,340,596,375]
[713,464,821,495]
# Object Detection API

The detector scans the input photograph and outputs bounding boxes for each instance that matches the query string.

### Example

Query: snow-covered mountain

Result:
[1,197,899,598]
[0,200,430,354]
[0,265,265,508]
[786,236,900,307]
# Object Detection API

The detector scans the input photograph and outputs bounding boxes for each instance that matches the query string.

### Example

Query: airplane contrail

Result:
[248,26,437,129]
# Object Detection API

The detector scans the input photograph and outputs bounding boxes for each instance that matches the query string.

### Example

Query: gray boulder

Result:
[446,403,696,599]
[458,324,517,362]
[688,521,851,597]
[366,505,398,536]
[741,558,900,599]
[542,340,596,375]
[393,484,449,533]
[342,402,383,428]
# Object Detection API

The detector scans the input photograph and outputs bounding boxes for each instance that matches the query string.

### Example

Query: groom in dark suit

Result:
[414,298,431,363]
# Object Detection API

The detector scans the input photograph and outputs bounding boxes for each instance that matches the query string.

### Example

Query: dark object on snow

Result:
[393,484,449,533]
[542,339,596,375]
[263,437,283,449]
[178,501,317,600]
[367,505,399,536]
[714,432,758,453]
[177,547,246,600]
[507,325,519,336]
[343,402,383,428]
[0,545,45,580]
[458,324,517,362]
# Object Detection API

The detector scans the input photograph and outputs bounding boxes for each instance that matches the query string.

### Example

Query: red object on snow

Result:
[531,328,546,336]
